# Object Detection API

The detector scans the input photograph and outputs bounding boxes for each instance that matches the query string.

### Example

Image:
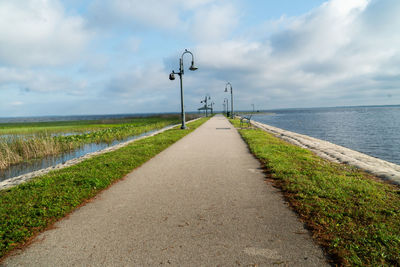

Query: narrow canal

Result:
[0,128,161,182]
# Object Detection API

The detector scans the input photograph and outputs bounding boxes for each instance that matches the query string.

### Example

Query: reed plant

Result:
[0,135,77,169]
[0,141,21,169]
[0,116,184,170]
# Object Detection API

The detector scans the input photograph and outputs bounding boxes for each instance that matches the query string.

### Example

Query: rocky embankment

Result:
[252,121,400,185]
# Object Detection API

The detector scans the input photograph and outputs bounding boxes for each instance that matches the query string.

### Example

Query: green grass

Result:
[230,119,400,266]
[0,114,200,135]
[0,117,208,259]
[0,116,188,169]
[0,119,128,135]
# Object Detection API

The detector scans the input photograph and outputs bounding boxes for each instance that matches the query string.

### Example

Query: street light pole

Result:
[224,83,233,118]
[205,96,208,117]
[169,49,198,129]
[224,98,229,117]
[201,95,211,117]
[178,58,185,127]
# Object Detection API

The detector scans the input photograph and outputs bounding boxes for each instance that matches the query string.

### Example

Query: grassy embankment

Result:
[0,115,200,169]
[230,119,400,266]
[0,117,208,259]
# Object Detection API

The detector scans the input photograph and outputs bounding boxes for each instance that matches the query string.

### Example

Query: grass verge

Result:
[230,119,400,266]
[0,117,208,260]
[0,116,183,169]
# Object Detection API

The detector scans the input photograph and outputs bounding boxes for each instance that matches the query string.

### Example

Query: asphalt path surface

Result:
[3,115,328,266]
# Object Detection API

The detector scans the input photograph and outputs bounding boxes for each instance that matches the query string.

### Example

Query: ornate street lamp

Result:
[224,98,229,117]
[224,82,233,118]
[200,95,210,117]
[169,49,198,129]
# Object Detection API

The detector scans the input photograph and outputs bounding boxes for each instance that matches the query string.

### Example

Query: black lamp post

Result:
[200,95,210,117]
[224,98,229,117]
[225,82,233,118]
[169,49,198,129]
[200,99,206,117]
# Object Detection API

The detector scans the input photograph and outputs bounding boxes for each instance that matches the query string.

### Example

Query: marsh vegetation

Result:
[0,115,198,170]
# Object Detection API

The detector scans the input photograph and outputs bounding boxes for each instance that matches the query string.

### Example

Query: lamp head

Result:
[169,72,175,81]
[189,61,198,71]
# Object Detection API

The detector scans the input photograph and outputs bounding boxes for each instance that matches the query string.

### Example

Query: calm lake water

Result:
[252,105,400,165]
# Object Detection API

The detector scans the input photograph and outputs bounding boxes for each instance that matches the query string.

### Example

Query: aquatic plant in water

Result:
[0,117,182,169]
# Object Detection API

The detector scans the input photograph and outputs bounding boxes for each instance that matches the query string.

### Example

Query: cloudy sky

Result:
[0,0,399,117]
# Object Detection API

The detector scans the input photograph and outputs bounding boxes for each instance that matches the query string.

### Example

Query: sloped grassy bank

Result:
[0,117,209,260]
[0,116,183,169]
[230,119,400,266]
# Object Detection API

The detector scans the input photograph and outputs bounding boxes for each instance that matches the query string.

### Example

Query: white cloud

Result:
[87,0,225,33]
[189,0,400,109]
[191,4,238,42]
[87,0,240,49]
[119,37,142,53]
[103,63,174,97]
[0,67,89,94]
[0,0,91,67]
[2,0,400,116]
[89,0,178,30]
[197,41,263,69]
[99,62,182,112]
[91,0,400,112]
[11,101,23,106]
[181,0,216,9]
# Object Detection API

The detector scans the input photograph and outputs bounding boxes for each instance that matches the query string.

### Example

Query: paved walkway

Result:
[3,115,328,266]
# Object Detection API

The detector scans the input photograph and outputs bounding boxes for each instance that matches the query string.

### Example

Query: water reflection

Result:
[0,129,159,181]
